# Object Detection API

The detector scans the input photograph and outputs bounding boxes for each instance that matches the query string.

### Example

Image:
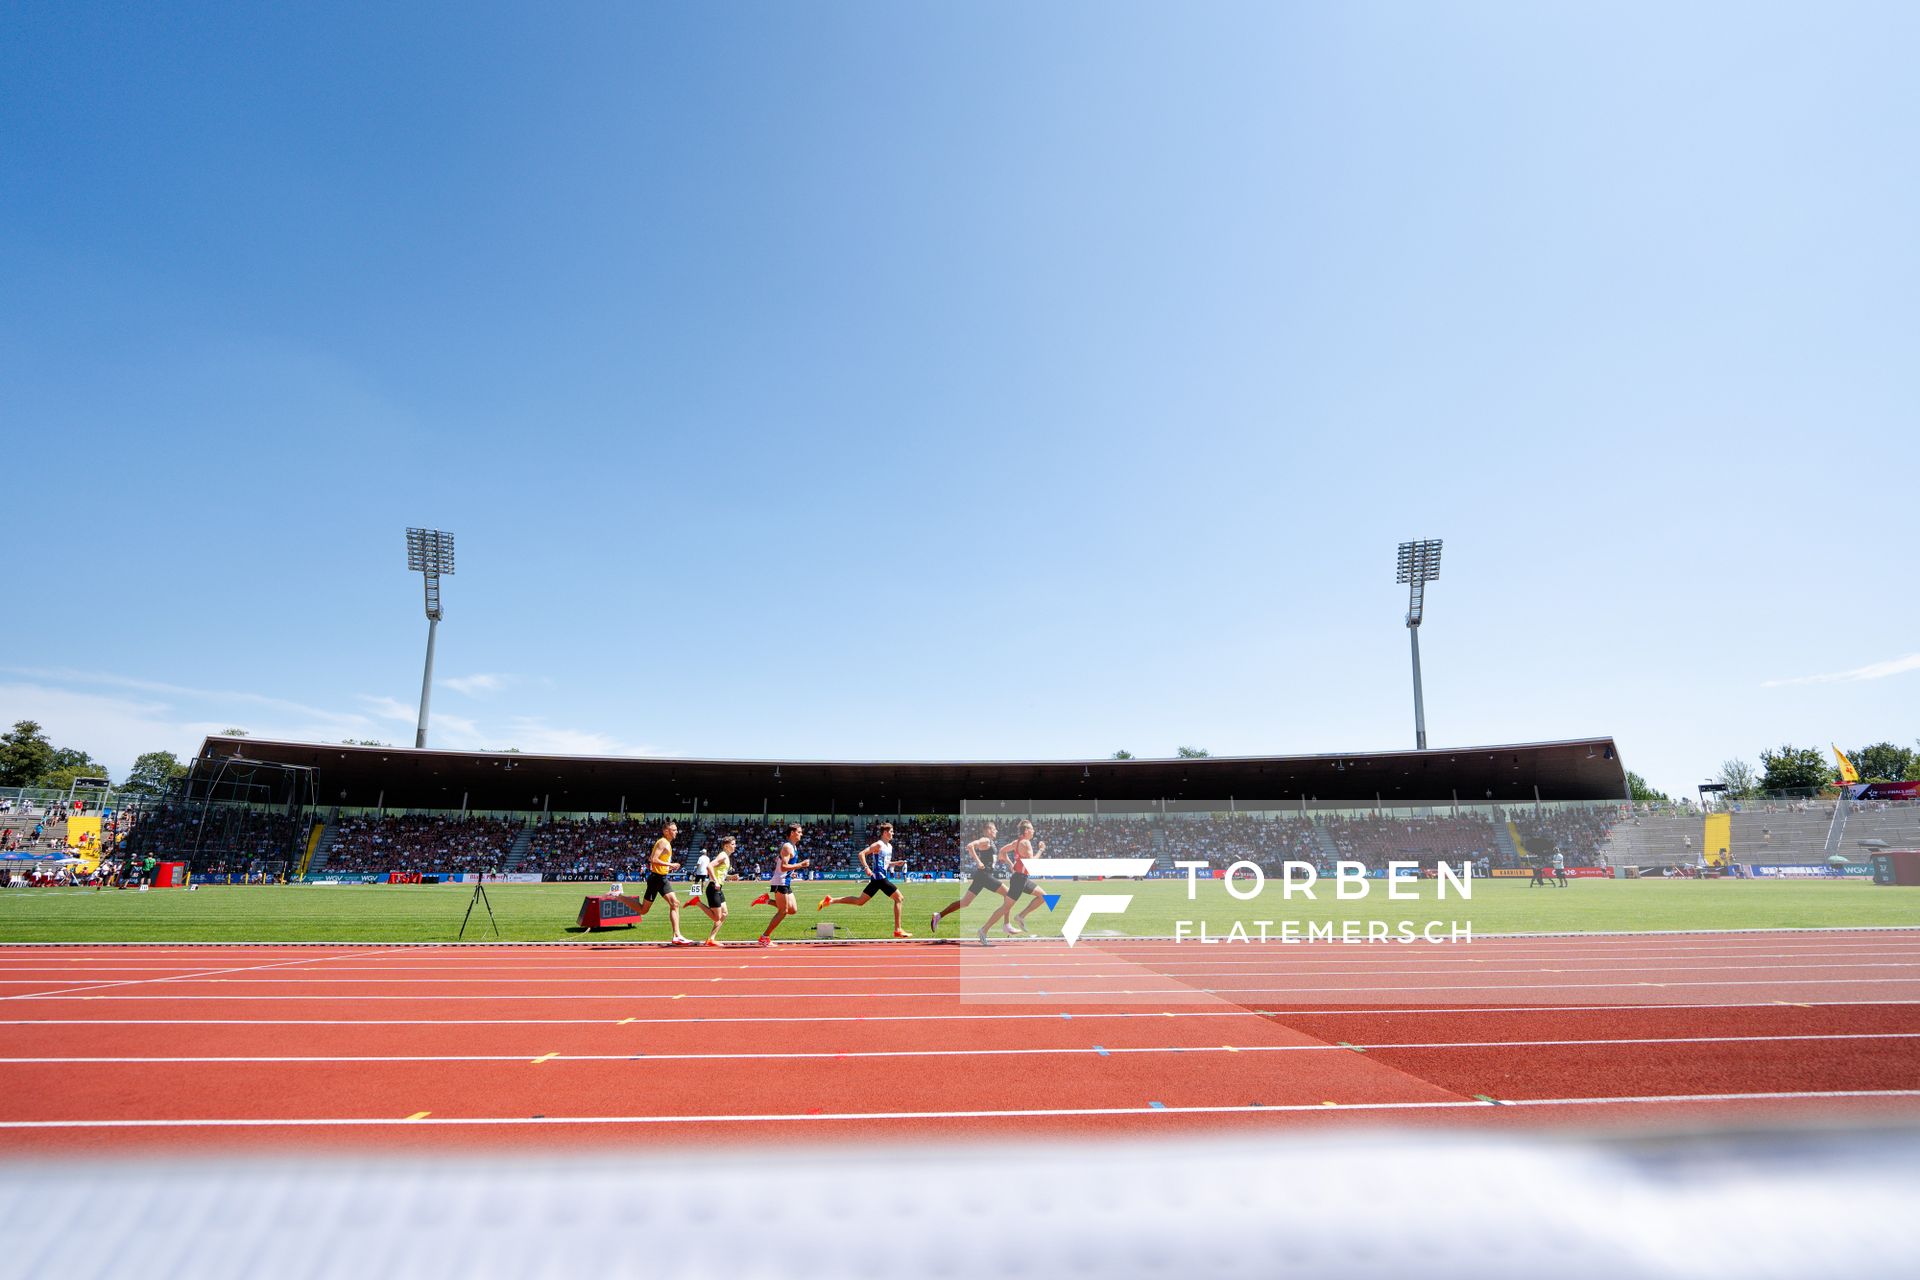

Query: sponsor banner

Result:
[1853,781,1920,802]
[453,872,544,884]
[306,874,384,885]
[1490,866,1607,878]
[1748,864,1875,878]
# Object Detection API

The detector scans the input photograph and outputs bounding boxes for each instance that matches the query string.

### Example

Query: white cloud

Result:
[444,673,510,696]
[356,694,419,724]
[499,717,654,757]
[1763,653,1920,688]
[4,669,660,778]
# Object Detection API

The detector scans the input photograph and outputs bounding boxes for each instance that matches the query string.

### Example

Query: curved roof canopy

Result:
[193,735,1628,814]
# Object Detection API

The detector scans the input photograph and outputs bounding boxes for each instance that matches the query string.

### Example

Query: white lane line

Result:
[3,1089,1918,1129]
[9,960,1909,986]
[0,949,412,1002]
[7,998,1914,1028]
[4,1031,1915,1066]
[1,927,1915,953]
[17,977,1920,1001]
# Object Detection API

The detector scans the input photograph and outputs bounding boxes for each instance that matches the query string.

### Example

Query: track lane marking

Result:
[17,976,1920,1000]
[21,960,1913,985]
[0,948,412,1002]
[5,999,1914,1027]
[6,1031,1913,1065]
[3,1089,1916,1129]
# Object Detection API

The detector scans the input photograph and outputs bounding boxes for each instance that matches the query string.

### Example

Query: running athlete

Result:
[686,836,735,945]
[979,821,1047,943]
[929,821,1009,934]
[819,821,912,937]
[759,823,811,946]
[637,819,692,945]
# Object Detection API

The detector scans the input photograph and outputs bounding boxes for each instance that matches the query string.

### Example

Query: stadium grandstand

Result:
[23,732,1916,887]
[58,730,1859,882]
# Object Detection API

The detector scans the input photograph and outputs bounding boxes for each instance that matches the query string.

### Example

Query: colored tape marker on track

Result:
[1147,1101,1166,1110]
[405,1111,430,1121]
[532,1052,558,1064]
[1093,1046,1109,1057]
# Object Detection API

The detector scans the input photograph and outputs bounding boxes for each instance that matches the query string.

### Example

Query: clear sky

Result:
[3,1,1914,800]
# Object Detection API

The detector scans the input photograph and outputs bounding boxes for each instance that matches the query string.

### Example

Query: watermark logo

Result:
[1024,858,1153,945]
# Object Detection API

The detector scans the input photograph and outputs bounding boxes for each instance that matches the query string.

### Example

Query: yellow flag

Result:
[1833,745,1860,785]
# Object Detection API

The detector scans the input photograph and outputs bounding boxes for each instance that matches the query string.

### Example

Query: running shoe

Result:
[670,936,692,946]
[757,935,773,947]
[1005,923,1026,936]
[703,937,721,947]
[930,911,942,933]
[976,927,992,947]
[817,895,832,911]
[893,929,912,939]
[750,893,771,907]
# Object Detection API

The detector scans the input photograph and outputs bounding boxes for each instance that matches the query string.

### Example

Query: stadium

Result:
[6,3,1920,1276]
[4,550,1919,1277]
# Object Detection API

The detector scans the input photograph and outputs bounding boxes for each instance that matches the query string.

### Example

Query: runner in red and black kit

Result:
[929,821,1009,936]
[979,821,1046,943]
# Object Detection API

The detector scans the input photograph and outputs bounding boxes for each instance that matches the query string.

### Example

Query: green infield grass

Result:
[0,876,1916,944]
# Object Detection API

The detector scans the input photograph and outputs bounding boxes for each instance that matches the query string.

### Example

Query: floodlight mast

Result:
[405,528,456,749]
[1395,538,1443,750]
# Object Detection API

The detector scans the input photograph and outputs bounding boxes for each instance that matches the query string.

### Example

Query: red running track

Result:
[1,932,1918,1154]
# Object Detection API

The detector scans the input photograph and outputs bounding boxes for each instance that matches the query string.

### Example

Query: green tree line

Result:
[0,720,188,797]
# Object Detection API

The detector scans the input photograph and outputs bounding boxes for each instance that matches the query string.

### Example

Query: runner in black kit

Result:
[818,822,912,937]
[979,821,1046,943]
[929,821,1009,936]
[637,819,691,945]
[685,835,734,946]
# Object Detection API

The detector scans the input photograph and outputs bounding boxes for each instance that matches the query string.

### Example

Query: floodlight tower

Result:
[406,527,456,749]
[1395,538,1443,750]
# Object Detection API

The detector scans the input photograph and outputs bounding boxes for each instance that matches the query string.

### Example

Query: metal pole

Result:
[1408,624,1428,750]
[415,615,438,748]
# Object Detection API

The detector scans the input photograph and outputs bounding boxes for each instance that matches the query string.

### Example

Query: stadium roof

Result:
[193,735,1628,814]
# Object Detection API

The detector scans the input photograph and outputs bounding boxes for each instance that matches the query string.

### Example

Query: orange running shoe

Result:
[893,929,913,939]
[817,896,832,911]
[703,937,720,947]
[757,935,773,947]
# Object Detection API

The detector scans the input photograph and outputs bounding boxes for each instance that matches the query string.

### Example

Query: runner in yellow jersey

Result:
[638,819,692,945]
[685,835,734,946]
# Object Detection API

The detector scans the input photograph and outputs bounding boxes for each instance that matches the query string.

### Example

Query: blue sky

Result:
[2,1,1914,799]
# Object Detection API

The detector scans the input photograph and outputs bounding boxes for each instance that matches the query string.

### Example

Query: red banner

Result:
[387,871,423,884]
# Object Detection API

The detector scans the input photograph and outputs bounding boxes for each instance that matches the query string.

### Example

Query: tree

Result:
[1626,771,1670,805]
[121,750,188,798]
[1848,741,1916,784]
[1759,744,1833,793]
[1111,750,1135,760]
[1175,746,1210,759]
[1715,759,1759,798]
[0,721,55,788]
[39,758,110,792]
